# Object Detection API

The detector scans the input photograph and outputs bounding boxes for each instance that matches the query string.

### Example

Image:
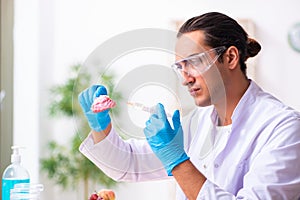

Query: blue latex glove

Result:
[144,103,189,176]
[78,85,111,132]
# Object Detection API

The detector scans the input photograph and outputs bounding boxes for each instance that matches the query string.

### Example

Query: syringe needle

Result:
[127,102,172,117]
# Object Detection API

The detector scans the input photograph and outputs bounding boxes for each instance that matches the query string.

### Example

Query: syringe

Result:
[127,102,173,118]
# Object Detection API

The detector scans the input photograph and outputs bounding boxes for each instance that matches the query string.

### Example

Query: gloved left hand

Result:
[144,103,189,176]
[78,85,111,132]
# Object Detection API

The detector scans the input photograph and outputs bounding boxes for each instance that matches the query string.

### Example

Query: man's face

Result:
[174,31,226,107]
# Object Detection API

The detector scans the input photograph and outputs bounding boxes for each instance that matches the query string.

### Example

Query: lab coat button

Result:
[214,163,219,168]
[203,164,207,169]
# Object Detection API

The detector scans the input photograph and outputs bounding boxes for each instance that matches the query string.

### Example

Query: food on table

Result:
[89,189,116,200]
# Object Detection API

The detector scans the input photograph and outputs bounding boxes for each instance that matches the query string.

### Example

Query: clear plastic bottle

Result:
[2,146,30,200]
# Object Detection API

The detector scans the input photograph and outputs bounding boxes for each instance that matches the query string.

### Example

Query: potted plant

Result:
[40,64,121,199]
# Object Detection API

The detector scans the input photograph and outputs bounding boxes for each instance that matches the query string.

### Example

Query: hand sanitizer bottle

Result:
[2,146,30,200]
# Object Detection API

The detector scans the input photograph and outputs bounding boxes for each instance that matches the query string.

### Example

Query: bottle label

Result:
[2,178,30,200]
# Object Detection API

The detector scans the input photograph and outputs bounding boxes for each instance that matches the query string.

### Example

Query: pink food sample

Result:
[91,95,116,113]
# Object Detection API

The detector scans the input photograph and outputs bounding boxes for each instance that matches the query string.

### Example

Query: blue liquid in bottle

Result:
[2,178,30,199]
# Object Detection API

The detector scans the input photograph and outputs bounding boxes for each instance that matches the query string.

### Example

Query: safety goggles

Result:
[171,46,226,78]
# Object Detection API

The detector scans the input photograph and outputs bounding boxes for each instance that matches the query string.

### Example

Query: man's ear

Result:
[224,46,239,69]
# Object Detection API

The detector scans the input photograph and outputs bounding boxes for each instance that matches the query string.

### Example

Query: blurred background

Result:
[1,0,300,199]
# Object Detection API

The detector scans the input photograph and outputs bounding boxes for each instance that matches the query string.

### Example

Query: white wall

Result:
[13,0,300,199]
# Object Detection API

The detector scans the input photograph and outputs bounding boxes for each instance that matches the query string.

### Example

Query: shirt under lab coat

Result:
[80,81,300,199]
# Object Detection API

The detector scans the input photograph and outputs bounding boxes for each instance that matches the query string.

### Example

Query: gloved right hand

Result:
[78,85,111,132]
[144,103,189,176]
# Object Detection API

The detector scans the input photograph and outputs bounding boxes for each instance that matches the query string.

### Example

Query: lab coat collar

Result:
[231,79,260,124]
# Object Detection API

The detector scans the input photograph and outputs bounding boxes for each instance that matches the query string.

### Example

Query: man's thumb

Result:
[172,110,181,130]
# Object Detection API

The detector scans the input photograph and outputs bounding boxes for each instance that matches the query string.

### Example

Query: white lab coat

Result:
[80,81,300,199]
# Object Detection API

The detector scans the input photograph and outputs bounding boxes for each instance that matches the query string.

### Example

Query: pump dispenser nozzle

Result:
[11,146,25,164]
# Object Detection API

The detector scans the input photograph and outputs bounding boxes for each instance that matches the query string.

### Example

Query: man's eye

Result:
[189,57,204,66]
[175,63,183,69]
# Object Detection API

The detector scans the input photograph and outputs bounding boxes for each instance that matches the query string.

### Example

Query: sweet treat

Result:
[91,95,116,113]
[89,193,100,200]
[98,189,116,200]
[89,189,116,200]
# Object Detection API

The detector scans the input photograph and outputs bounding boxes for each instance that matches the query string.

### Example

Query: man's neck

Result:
[215,78,250,126]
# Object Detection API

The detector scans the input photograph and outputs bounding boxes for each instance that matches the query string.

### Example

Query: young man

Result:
[79,12,300,199]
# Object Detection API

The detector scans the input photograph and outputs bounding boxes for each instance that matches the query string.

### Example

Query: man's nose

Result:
[182,72,194,86]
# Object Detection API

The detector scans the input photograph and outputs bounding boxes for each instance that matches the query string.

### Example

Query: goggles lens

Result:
[171,46,226,78]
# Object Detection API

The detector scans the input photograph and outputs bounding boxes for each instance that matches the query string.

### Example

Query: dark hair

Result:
[178,12,261,75]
